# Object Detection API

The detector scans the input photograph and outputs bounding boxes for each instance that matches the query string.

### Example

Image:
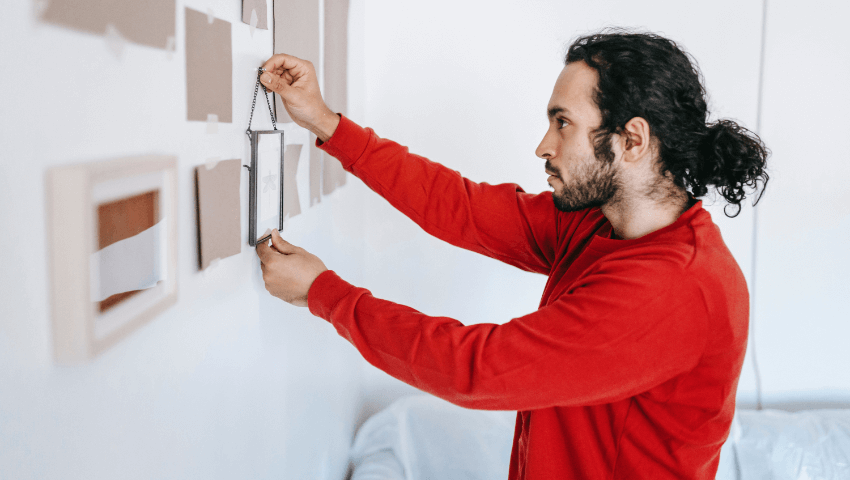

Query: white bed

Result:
[349,395,850,480]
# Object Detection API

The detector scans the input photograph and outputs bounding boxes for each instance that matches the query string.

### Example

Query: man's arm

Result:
[261,54,562,274]
[321,115,561,273]
[306,258,709,412]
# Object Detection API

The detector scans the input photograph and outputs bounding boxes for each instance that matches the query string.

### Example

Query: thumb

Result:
[270,229,297,254]
[261,72,293,97]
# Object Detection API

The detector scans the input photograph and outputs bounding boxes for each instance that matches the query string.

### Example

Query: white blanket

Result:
[350,395,850,480]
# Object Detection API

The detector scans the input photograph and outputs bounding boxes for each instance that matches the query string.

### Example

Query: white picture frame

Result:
[46,155,178,363]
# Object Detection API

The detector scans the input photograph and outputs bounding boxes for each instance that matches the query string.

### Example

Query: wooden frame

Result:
[47,156,178,363]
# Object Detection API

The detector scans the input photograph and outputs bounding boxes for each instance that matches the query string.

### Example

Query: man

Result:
[255,31,769,479]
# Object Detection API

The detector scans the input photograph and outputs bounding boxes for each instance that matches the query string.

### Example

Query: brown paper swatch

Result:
[38,0,176,50]
[324,0,349,114]
[242,0,268,30]
[195,159,242,269]
[185,7,233,123]
[97,190,159,311]
[283,144,303,219]
[273,0,321,122]
[322,155,347,195]
[309,142,322,206]
[320,0,348,196]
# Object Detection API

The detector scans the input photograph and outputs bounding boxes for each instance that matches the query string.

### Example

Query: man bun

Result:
[566,29,769,217]
[696,120,769,216]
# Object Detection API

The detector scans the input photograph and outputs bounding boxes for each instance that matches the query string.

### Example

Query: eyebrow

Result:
[547,106,573,119]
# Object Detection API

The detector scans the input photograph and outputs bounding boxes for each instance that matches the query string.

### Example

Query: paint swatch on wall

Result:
[322,155,347,195]
[242,0,268,30]
[195,159,242,270]
[37,0,176,50]
[283,144,303,218]
[309,141,322,206]
[324,0,349,114]
[185,7,233,123]
[95,190,163,311]
[273,0,320,122]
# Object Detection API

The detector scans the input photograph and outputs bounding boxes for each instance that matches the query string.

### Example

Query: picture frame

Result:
[248,129,285,246]
[46,155,178,363]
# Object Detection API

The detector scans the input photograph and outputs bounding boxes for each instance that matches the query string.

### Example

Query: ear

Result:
[620,117,652,163]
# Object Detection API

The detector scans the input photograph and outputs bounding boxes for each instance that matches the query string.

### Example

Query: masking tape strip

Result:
[104,23,126,58]
[205,156,221,170]
[250,8,259,36]
[206,113,219,134]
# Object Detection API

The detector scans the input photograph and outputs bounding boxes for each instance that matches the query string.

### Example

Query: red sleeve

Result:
[317,115,560,275]
[308,259,709,411]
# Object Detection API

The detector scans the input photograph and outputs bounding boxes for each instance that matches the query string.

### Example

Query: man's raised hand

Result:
[260,53,340,142]
[256,229,328,307]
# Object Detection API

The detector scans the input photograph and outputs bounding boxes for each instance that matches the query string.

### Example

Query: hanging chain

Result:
[262,70,277,130]
[246,68,278,136]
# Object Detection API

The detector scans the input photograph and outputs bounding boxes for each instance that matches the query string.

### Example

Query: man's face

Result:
[536,61,620,212]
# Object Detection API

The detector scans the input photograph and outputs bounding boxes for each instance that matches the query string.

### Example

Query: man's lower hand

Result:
[256,230,328,307]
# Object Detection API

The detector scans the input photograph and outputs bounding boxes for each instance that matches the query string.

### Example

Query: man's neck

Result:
[601,191,692,240]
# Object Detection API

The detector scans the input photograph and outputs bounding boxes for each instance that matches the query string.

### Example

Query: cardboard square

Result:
[283,144,303,219]
[322,155,347,195]
[309,142,322,206]
[185,7,233,123]
[242,0,268,30]
[98,191,159,249]
[195,159,242,269]
[38,0,176,50]
[324,0,349,114]
[273,0,320,122]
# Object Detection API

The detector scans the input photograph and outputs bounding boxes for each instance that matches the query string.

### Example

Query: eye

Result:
[556,118,569,129]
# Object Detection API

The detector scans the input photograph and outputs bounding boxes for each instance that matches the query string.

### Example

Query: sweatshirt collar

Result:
[588,200,706,252]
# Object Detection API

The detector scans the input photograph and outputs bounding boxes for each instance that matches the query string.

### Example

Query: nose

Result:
[535,125,558,160]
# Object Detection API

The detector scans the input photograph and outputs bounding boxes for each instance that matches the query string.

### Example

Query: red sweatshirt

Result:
[309,115,749,479]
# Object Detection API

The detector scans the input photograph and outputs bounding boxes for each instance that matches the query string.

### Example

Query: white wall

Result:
[354,0,850,410]
[751,0,850,405]
[0,1,373,479]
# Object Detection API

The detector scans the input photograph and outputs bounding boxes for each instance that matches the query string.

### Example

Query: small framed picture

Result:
[248,130,284,246]
[47,156,178,363]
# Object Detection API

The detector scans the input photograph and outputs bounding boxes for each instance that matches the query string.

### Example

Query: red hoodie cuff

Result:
[315,114,372,169]
[308,270,356,322]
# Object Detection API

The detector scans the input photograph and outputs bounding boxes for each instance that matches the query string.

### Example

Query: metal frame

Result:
[248,129,285,246]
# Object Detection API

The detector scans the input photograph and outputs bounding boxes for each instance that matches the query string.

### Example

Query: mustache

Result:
[545,160,561,179]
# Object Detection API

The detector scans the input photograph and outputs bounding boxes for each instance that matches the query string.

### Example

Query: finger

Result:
[261,53,295,72]
[256,239,277,263]
[260,70,295,96]
[270,229,298,254]
[261,53,311,80]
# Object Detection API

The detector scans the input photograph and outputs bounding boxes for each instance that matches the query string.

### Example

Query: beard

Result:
[548,132,620,212]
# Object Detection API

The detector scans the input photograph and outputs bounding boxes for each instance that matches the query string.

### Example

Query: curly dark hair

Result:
[565,29,769,216]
